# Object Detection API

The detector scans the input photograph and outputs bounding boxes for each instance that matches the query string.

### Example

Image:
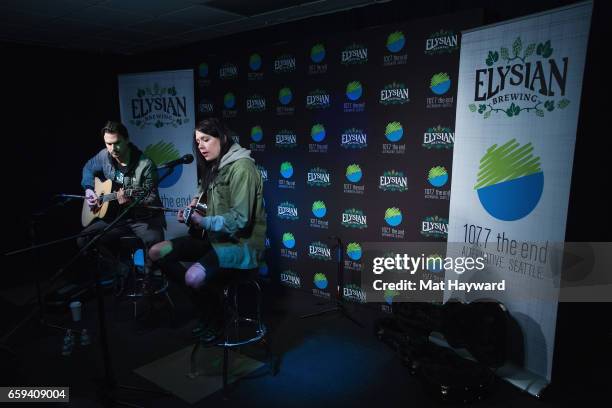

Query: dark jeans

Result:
[77,216,165,273]
[156,235,231,328]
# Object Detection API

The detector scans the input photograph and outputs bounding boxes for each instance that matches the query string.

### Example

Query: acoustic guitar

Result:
[143,192,207,237]
[81,177,146,227]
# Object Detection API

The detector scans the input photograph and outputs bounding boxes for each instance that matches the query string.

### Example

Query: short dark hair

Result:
[101,121,129,140]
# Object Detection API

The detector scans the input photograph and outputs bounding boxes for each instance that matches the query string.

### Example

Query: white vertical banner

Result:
[446,1,592,390]
[118,69,196,239]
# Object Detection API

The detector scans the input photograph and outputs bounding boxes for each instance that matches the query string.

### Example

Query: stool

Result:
[188,269,278,394]
[114,236,174,319]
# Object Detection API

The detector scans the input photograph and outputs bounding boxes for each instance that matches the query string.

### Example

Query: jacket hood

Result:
[219,143,253,170]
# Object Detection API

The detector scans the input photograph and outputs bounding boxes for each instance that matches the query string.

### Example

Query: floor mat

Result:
[134,344,264,404]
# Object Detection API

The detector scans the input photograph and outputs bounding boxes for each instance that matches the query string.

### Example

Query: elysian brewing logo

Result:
[344,164,364,195]
[219,63,238,80]
[343,283,367,303]
[341,128,367,149]
[423,125,454,149]
[246,94,266,112]
[249,126,265,153]
[341,208,367,229]
[379,170,408,192]
[309,43,328,75]
[277,201,298,221]
[308,241,332,261]
[280,270,301,288]
[309,124,328,153]
[198,99,213,114]
[383,31,408,66]
[341,43,368,65]
[425,30,458,55]
[421,216,448,239]
[310,201,329,229]
[129,84,189,129]
[256,165,268,183]
[469,37,570,118]
[380,82,409,105]
[275,129,297,149]
[306,89,331,109]
[307,167,331,188]
[274,54,296,73]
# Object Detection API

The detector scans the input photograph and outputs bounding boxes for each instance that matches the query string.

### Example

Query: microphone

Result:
[157,154,194,169]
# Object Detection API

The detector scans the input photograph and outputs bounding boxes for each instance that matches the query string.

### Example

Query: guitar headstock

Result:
[127,188,148,199]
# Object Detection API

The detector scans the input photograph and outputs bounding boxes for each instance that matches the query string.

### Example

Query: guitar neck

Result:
[100,189,138,203]
[101,192,118,203]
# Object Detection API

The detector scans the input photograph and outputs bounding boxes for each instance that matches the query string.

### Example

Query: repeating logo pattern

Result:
[194,17,467,297]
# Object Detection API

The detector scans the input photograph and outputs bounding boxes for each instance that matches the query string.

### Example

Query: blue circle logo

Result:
[475,139,544,221]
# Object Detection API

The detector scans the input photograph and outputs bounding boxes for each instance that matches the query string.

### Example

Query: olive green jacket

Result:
[200,144,266,269]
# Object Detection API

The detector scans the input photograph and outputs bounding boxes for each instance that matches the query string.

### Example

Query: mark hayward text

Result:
[372,279,506,292]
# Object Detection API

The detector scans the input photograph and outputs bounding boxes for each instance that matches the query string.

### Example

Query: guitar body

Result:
[81,177,113,227]
[185,193,208,238]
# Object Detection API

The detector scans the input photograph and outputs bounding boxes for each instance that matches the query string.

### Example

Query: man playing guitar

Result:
[77,121,165,270]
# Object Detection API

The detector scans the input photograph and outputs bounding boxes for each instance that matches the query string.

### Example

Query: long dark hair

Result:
[193,118,234,191]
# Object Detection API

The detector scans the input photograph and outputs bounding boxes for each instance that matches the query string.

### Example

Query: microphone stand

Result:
[1,197,78,347]
[3,164,180,407]
[86,165,179,407]
[300,236,363,327]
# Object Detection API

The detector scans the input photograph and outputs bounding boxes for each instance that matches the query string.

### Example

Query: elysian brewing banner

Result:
[118,70,196,238]
[447,2,592,385]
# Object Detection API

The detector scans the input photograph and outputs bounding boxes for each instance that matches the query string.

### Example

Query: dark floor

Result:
[0,279,608,408]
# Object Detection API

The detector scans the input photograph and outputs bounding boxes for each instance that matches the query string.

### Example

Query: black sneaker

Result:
[191,321,205,338]
[199,325,224,345]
